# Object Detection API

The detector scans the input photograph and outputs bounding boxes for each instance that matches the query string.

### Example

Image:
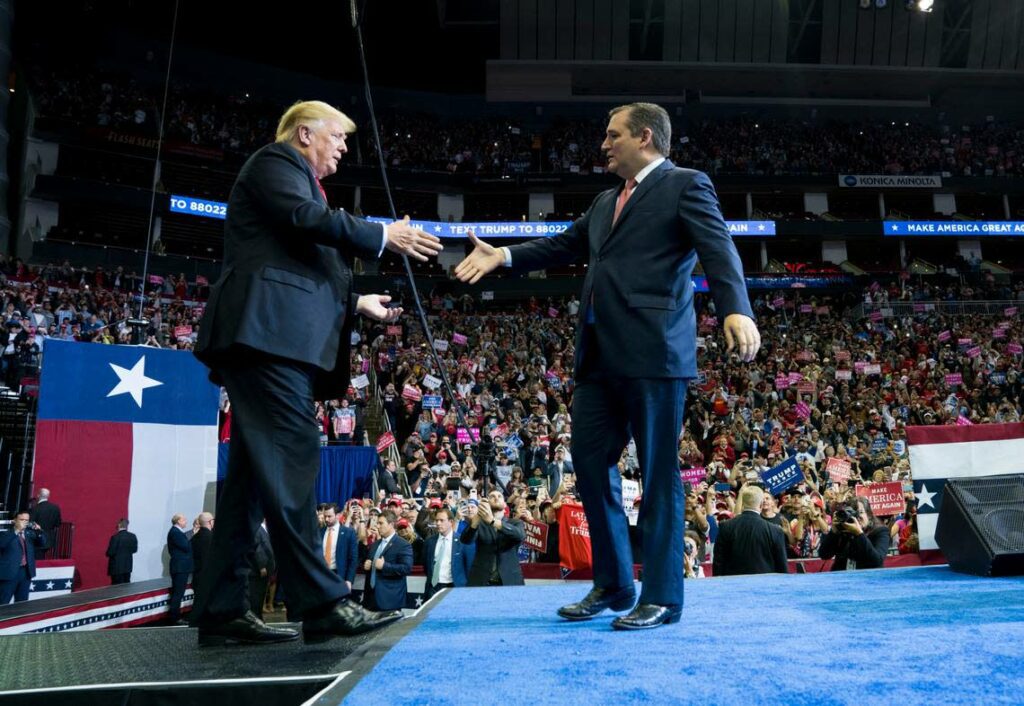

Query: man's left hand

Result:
[356,294,402,322]
[723,314,761,363]
[374,557,386,570]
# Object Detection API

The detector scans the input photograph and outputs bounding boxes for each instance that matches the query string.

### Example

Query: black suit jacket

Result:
[106,530,138,577]
[712,511,789,577]
[246,525,276,575]
[30,501,61,534]
[167,527,194,575]
[194,141,383,398]
[508,161,753,379]
[191,526,213,575]
[461,517,526,586]
[365,534,413,611]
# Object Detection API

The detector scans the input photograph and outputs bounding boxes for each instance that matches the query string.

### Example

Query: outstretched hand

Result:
[385,216,443,262]
[356,294,402,322]
[454,232,505,284]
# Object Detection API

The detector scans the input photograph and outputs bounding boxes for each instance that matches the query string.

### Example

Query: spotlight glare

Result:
[918,0,934,11]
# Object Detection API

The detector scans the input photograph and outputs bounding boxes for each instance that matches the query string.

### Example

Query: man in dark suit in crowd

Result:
[712,485,789,577]
[461,491,525,587]
[167,513,193,625]
[321,505,358,591]
[362,511,412,612]
[457,102,760,629]
[246,521,275,619]
[423,507,471,599]
[191,512,214,577]
[191,100,440,646]
[0,510,49,603]
[378,459,400,496]
[105,518,138,585]
[546,446,574,497]
[29,487,61,558]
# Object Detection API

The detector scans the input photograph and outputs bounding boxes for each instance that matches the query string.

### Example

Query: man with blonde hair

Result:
[712,484,789,577]
[192,100,441,647]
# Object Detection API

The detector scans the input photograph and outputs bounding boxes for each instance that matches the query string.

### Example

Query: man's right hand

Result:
[454,232,505,284]
[385,216,444,262]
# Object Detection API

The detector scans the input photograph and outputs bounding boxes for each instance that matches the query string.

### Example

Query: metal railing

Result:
[367,355,406,497]
[851,300,1021,320]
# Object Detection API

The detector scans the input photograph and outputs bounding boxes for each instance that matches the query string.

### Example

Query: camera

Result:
[834,504,858,526]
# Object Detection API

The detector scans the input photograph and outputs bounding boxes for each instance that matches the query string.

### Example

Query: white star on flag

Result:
[415,597,424,607]
[917,483,937,509]
[65,580,73,588]
[30,583,36,591]
[107,356,163,407]
[757,223,765,231]
[891,224,898,231]
[434,225,442,232]
[46,581,55,590]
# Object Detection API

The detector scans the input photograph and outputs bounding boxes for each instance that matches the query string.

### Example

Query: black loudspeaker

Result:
[935,474,1024,577]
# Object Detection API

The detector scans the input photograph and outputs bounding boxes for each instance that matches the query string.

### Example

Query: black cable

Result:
[349,0,493,497]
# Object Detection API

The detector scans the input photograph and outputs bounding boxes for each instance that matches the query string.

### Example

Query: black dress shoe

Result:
[197,611,300,647]
[557,586,636,621]
[303,599,402,644]
[610,604,682,631]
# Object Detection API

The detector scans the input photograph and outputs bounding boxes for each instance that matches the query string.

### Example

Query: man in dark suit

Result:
[423,507,471,599]
[456,103,760,629]
[191,512,214,577]
[246,522,275,619]
[362,511,413,612]
[461,491,525,587]
[191,100,440,646]
[0,510,49,603]
[166,513,193,624]
[545,446,574,497]
[29,488,61,558]
[712,485,789,577]
[321,505,358,590]
[105,518,138,585]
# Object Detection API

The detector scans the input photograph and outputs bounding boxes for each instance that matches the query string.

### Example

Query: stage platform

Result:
[2,565,1022,705]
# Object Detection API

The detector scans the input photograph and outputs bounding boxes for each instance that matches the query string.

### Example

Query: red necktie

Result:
[19,533,27,567]
[315,178,328,205]
[612,178,637,225]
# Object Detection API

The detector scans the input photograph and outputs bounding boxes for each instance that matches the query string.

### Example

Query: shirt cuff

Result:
[502,247,512,267]
[378,223,388,258]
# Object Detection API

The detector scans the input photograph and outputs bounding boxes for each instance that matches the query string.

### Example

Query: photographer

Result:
[0,511,50,603]
[818,496,890,570]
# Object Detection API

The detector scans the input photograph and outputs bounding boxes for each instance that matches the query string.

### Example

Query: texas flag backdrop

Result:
[33,340,220,590]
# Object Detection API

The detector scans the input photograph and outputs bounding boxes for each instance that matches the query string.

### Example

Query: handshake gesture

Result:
[358,216,444,323]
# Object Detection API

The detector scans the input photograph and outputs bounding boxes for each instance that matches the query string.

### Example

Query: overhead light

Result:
[906,0,933,11]
[860,0,872,7]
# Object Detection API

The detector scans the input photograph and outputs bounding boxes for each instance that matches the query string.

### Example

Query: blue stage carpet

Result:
[341,566,1024,705]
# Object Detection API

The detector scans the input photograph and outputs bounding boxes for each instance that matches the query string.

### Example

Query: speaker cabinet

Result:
[935,474,1024,577]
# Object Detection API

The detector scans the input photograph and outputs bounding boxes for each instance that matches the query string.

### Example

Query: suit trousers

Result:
[111,574,130,585]
[248,575,269,618]
[572,368,688,607]
[0,566,32,603]
[168,571,189,620]
[190,354,346,625]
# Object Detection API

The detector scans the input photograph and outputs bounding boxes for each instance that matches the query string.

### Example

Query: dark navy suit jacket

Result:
[321,524,358,584]
[508,161,753,378]
[0,529,48,580]
[365,534,413,611]
[167,526,194,575]
[422,531,472,597]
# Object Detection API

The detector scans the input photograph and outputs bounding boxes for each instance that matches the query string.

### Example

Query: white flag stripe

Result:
[128,423,219,582]
[917,514,940,551]
[908,437,1024,480]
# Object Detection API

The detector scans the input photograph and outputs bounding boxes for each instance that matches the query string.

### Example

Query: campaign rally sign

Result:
[871,437,889,453]
[422,374,442,390]
[772,297,785,307]
[680,466,706,486]
[433,339,449,352]
[937,330,951,342]
[800,305,813,314]
[816,306,830,315]
[825,457,851,484]
[456,427,481,444]
[386,325,402,336]
[966,346,982,359]
[376,431,396,453]
[945,373,962,386]
[794,402,811,420]
[797,381,816,394]
[422,395,443,409]
[863,364,881,375]
[350,374,370,389]
[990,372,1007,385]
[836,370,852,381]
[835,350,851,361]
[452,332,468,346]
[1005,307,1018,317]
[856,482,905,516]
[34,341,220,590]
[402,385,422,401]
[958,338,972,347]
[760,457,802,495]
[869,311,883,322]
[1008,343,1024,355]
[622,478,641,526]
[775,375,790,389]
[523,520,549,553]
[481,291,494,301]
[788,372,803,384]
[174,325,193,339]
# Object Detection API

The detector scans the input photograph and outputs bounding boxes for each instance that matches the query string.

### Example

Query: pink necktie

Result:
[613,178,637,225]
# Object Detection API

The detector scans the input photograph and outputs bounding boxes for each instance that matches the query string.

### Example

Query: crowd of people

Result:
[29,68,1024,178]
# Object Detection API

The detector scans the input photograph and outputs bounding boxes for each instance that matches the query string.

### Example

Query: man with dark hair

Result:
[0,511,48,603]
[423,507,471,599]
[457,102,759,629]
[321,505,358,591]
[462,490,525,587]
[362,510,412,611]
[106,518,138,585]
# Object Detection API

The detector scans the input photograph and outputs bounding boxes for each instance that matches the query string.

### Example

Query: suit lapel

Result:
[599,160,673,253]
